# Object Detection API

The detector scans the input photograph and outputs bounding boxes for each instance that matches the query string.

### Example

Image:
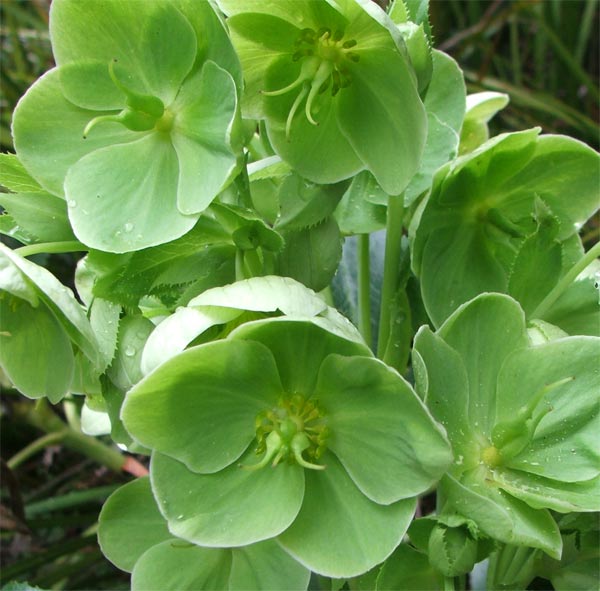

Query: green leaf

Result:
[98,477,171,572]
[0,192,76,243]
[107,315,154,391]
[315,354,452,504]
[0,294,73,402]
[0,153,45,193]
[278,452,416,577]
[277,217,343,292]
[150,447,305,546]
[123,339,283,473]
[275,175,346,232]
[459,91,509,155]
[89,298,120,372]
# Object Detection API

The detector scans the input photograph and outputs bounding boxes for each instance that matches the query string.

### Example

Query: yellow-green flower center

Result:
[262,27,359,138]
[244,394,329,471]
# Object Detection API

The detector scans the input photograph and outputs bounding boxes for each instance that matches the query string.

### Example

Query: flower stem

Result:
[14,241,87,258]
[7,431,68,470]
[532,241,600,319]
[358,233,372,347]
[377,196,404,359]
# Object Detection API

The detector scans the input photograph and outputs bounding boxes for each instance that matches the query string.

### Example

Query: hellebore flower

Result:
[217,0,427,194]
[12,0,242,253]
[121,317,452,577]
[0,243,102,401]
[410,129,600,327]
[98,477,311,591]
[413,293,600,559]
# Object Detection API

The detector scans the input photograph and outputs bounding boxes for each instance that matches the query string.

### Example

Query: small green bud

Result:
[428,524,478,577]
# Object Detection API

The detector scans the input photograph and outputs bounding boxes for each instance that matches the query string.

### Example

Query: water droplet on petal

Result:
[124,222,134,233]
[124,346,136,357]
[67,200,77,208]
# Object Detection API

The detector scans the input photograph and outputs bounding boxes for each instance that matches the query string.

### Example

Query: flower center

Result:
[261,27,359,139]
[243,394,329,471]
[83,60,171,138]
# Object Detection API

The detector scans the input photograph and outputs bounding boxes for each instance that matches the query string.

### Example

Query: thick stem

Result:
[532,241,600,319]
[358,233,372,347]
[7,431,68,470]
[15,241,87,258]
[377,196,404,359]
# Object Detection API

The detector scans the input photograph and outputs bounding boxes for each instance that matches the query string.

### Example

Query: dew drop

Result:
[67,199,77,208]
[124,222,134,233]
[124,346,136,357]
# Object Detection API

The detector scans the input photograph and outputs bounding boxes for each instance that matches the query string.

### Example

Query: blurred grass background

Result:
[0,0,598,589]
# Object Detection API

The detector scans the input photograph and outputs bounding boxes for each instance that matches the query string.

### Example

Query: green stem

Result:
[377,196,404,359]
[532,241,600,319]
[234,155,254,210]
[7,430,68,470]
[358,233,372,347]
[14,399,125,473]
[26,485,121,517]
[443,576,455,591]
[14,240,87,257]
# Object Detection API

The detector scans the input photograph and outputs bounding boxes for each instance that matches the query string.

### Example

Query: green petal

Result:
[315,354,452,504]
[419,224,508,327]
[98,477,171,572]
[132,542,231,591]
[132,539,310,591]
[229,540,311,590]
[278,452,416,577]
[493,469,600,513]
[51,1,196,104]
[12,68,136,197]
[264,58,364,184]
[438,293,529,437]
[337,46,427,195]
[498,337,600,482]
[442,473,562,559]
[229,318,371,395]
[64,133,197,253]
[122,339,283,473]
[0,293,73,403]
[412,326,479,469]
[0,244,101,369]
[171,62,240,215]
[151,448,305,547]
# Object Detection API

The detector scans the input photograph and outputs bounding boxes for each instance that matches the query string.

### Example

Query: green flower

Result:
[122,318,451,577]
[413,293,600,559]
[12,0,242,253]
[410,130,600,327]
[217,0,427,194]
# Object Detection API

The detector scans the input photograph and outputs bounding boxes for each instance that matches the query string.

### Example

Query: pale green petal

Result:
[122,339,283,474]
[278,452,416,577]
[98,477,171,572]
[438,294,529,437]
[151,449,305,547]
[65,133,197,253]
[229,318,371,395]
[315,354,452,504]
[12,68,136,196]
